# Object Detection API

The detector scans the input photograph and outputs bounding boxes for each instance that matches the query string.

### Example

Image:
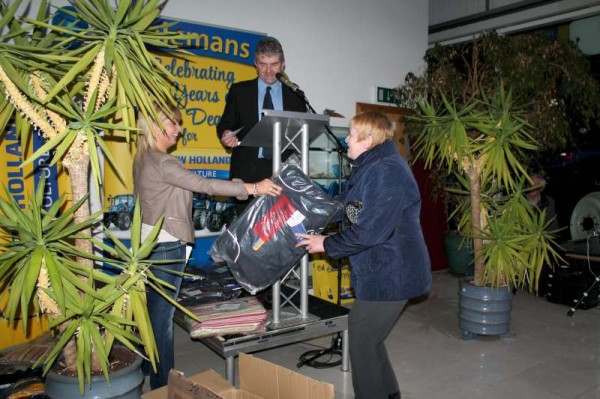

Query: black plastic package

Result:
[210,157,342,294]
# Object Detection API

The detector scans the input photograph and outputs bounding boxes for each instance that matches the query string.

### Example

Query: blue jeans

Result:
[145,241,186,390]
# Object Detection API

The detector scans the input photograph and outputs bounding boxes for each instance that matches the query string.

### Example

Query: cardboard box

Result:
[142,353,335,399]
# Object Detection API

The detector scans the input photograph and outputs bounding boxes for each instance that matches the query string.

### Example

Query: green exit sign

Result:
[377,87,397,104]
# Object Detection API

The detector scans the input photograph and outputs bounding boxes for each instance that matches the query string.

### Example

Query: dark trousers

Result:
[349,299,407,399]
[146,241,186,390]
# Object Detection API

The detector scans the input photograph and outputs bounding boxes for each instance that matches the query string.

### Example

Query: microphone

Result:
[276,72,301,93]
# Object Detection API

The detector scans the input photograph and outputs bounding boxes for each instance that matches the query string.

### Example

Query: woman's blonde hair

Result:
[136,102,182,157]
[349,111,394,147]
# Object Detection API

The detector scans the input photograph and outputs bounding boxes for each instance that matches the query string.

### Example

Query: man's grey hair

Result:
[255,36,285,62]
[530,173,547,186]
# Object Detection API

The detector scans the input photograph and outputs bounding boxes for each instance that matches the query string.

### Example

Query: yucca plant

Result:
[0,0,199,393]
[0,178,99,334]
[0,179,198,391]
[411,86,563,290]
[397,32,600,157]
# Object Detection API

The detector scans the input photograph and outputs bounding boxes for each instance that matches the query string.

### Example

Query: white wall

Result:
[26,0,428,120]
[160,0,427,119]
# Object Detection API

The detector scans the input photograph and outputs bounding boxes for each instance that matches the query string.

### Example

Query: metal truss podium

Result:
[240,110,331,326]
[174,111,351,383]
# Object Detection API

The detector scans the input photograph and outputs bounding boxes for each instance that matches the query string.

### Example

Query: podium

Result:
[240,110,330,326]
[178,111,349,383]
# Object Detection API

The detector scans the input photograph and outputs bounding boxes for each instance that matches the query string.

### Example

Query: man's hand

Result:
[221,130,239,148]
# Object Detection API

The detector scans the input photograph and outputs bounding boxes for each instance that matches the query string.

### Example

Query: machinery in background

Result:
[192,194,237,232]
[103,194,135,231]
[542,191,600,312]
[543,148,600,241]
[570,192,600,240]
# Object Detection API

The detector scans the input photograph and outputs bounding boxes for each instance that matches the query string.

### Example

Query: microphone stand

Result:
[291,85,348,370]
[292,86,347,166]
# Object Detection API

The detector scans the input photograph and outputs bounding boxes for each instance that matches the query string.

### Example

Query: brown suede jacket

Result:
[133,150,248,243]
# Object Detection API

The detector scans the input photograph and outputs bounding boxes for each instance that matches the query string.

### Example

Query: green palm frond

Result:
[0,176,99,329]
[0,0,27,139]
[26,0,185,119]
[472,88,537,192]
[13,195,185,393]
[413,84,562,288]
[0,1,196,392]
[0,0,78,153]
[2,0,193,189]
[97,199,201,372]
[22,91,136,194]
[518,209,564,292]
[412,94,481,175]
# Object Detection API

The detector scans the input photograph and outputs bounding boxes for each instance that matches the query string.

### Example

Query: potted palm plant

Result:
[0,0,198,396]
[411,85,563,339]
[398,32,600,156]
[397,31,600,338]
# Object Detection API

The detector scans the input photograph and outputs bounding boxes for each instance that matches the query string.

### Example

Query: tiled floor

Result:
[164,271,600,399]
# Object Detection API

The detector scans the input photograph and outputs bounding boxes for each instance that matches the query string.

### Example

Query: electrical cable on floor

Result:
[297,334,343,369]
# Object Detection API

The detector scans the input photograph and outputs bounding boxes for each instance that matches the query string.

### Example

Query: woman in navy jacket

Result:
[297,111,431,399]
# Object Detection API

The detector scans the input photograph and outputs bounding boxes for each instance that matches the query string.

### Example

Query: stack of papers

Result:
[182,296,268,339]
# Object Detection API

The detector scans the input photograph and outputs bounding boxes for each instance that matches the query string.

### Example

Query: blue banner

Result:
[158,18,264,66]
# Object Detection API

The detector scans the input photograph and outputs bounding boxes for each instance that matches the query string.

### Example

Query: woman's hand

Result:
[246,179,282,197]
[295,233,326,253]
[257,179,282,196]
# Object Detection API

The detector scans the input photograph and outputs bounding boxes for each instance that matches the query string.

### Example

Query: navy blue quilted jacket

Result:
[324,140,432,301]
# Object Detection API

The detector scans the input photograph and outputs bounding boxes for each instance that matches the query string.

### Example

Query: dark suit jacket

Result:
[217,78,307,182]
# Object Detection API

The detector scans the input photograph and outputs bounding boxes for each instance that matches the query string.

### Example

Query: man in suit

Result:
[217,36,306,184]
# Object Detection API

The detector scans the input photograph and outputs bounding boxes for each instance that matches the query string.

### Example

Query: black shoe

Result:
[389,391,401,399]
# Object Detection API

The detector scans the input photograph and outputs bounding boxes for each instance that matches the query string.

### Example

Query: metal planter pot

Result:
[45,348,143,399]
[458,277,514,340]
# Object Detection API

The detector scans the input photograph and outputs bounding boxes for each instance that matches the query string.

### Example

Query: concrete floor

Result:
[150,271,600,398]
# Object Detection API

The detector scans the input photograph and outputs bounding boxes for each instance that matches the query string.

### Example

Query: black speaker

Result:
[546,264,599,309]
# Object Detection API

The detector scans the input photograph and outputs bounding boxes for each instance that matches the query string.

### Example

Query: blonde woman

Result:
[134,103,281,389]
